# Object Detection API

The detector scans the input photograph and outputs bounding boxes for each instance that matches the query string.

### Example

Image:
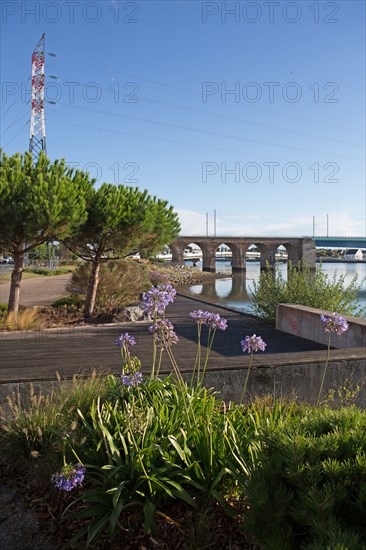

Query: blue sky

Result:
[1,0,365,237]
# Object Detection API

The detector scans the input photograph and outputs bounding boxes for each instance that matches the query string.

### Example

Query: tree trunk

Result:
[84,260,100,318]
[8,251,24,315]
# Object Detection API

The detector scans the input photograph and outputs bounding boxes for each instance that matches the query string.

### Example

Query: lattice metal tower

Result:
[29,33,46,161]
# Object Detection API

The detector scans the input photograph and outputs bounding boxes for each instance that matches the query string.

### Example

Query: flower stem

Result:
[240,352,254,405]
[155,349,163,378]
[150,314,157,380]
[191,324,201,387]
[317,333,332,406]
[200,328,216,385]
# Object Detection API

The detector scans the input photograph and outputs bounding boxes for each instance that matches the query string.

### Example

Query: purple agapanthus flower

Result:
[320,313,349,335]
[190,310,228,331]
[149,271,169,285]
[148,319,179,350]
[241,334,267,354]
[206,312,228,331]
[121,372,144,387]
[142,284,176,316]
[52,463,85,492]
[190,309,209,324]
[115,333,136,348]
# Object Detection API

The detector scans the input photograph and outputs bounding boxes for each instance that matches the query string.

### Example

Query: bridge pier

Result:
[170,243,184,264]
[201,243,216,272]
[260,245,277,272]
[231,244,247,272]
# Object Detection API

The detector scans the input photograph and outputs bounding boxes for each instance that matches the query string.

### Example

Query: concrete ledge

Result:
[200,358,366,407]
[276,304,366,348]
[1,355,365,412]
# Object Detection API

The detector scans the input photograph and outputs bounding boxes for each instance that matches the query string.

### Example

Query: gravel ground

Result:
[0,480,57,550]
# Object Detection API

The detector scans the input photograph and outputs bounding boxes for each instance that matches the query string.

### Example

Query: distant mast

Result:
[29,33,46,162]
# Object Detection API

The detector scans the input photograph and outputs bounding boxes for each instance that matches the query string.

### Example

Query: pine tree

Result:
[0,150,93,314]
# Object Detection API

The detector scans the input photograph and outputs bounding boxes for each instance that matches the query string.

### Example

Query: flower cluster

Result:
[190,310,228,330]
[142,284,176,316]
[241,334,267,353]
[148,319,179,350]
[115,333,136,348]
[320,313,349,335]
[51,463,85,492]
[149,271,169,285]
[121,372,144,387]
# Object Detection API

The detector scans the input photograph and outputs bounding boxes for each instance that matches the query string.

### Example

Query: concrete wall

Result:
[276,304,366,349]
[1,355,365,412]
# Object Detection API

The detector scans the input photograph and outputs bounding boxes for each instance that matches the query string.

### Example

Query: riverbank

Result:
[183,261,366,316]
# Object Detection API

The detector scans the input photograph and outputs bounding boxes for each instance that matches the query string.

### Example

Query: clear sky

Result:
[1,0,365,237]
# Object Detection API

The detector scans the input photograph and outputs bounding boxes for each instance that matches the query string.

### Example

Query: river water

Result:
[184,261,366,316]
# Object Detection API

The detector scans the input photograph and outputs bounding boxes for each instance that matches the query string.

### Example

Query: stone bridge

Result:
[169,236,316,273]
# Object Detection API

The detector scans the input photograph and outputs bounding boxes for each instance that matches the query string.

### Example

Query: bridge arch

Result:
[169,236,316,274]
[213,241,247,273]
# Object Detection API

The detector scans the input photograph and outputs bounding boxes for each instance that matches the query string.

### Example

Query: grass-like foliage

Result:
[1,307,43,330]
[0,372,114,468]
[241,406,366,549]
[65,378,237,544]
[250,262,365,322]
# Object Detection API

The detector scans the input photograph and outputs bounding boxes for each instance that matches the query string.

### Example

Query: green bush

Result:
[241,406,366,549]
[0,303,8,317]
[250,262,366,322]
[67,259,151,313]
[51,295,83,312]
[23,266,73,276]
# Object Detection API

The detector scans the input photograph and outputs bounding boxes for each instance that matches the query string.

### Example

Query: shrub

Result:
[67,259,151,314]
[241,406,366,549]
[51,295,83,312]
[250,262,366,322]
[23,266,74,276]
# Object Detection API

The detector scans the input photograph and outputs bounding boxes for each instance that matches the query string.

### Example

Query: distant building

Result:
[344,248,364,261]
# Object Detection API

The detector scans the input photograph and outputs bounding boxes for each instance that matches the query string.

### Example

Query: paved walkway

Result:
[0,274,71,307]
[0,294,329,384]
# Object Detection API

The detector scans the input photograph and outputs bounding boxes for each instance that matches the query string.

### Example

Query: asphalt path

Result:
[0,273,71,306]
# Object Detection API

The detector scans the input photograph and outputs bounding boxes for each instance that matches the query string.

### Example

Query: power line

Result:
[60,55,200,97]
[2,101,30,135]
[47,74,362,147]
[55,53,364,135]
[2,119,30,149]
[54,101,364,161]
[1,76,31,119]
[47,117,365,169]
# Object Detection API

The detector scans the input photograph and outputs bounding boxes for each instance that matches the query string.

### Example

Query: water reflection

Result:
[186,261,366,315]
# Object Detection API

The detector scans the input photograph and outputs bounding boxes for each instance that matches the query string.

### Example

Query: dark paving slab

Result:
[0,294,333,383]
